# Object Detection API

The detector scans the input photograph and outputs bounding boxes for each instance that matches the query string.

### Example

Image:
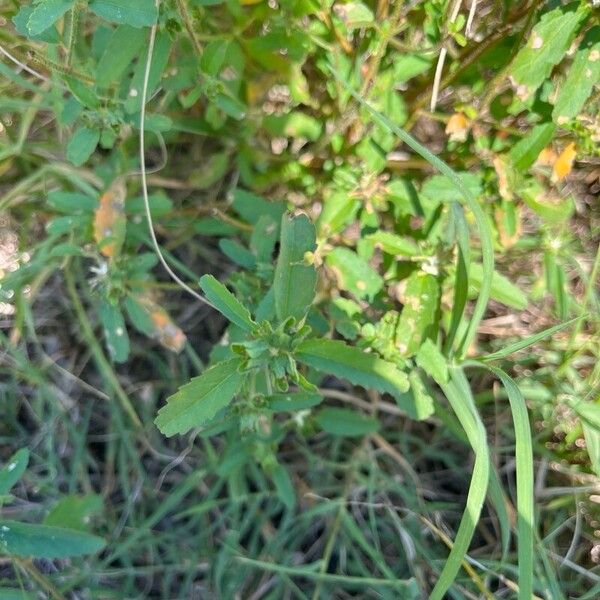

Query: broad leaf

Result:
[469,263,528,310]
[509,122,556,171]
[96,25,147,88]
[27,0,74,37]
[0,449,29,496]
[199,275,256,331]
[509,4,586,102]
[44,494,103,532]
[317,192,359,236]
[394,371,435,420]
[266,391,323,412]
[273,213,317,323]
[396,271,439,357]
[416,339,448,384]
[365,231,420,257]
[315,407,380,437]
[155,358,244,437]
[553,26,600,123]
[47,191,97,214]
[89,0,158,27]
[296,338,409,401]
[0,521,105,558]
[98,300,129,363]
[66,127,100,166]
[326,247,383,301]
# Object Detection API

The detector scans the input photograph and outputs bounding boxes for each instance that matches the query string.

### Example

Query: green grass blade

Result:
[429,368,490,600]
[444,202,470,355]
[328,66,494,359]
[481,316,581,361]
[469,362,534,600]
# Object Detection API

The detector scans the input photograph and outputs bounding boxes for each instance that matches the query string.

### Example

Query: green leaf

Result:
[44,494,103,532]
[232,189,285,224]
[416,339,448,384]
[396,271,439,357]
[326,247,383,301]
[199,275,256,331]
[582,422,600,478]
[155,358,244,437]
[266,391,323,412]
[98,300,129,363]
[0,521,105,558]
[509,122,556,171]
[336,2,374,29]
[0,449,29,496]
[271,464,296,510]
[429,369,490,600]
[96,25,147,88]
[553,26,600,123]
[394,371,434,420]
[509,4,586,102]
[317,192,360,236]
[27,0,74,36]
[421,172,482,204]
[481,317,580,361]
[250,215,279,263]
[573,401,600,431]
[89,0,158,27]
[264,112,322,141]
[125,32,171,113]
[476,365,534,600]
[13,6,59,42]
[47,191,98,214]
[63,75,100,109]
[0,589,35,600]
[364,231,420,257]
[125,193,173,216]
[469,263,528,310]
[123,295,155,336]
[66,127,100,166]
[219,239,256,269]
[273,213,317,323]
[296,338,409,401]
[315,407,380,437]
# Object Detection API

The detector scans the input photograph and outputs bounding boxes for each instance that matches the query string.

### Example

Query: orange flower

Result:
[536,146,558,167]
[93,180,126,258]
[552,142,577,182]
[445,113,470,142]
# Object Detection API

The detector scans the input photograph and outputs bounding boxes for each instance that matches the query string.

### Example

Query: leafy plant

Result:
[1,0,598,597]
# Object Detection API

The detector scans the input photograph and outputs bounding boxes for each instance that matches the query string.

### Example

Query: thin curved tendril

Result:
[139,1,214,309]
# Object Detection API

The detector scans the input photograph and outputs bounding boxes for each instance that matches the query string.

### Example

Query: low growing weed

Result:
[0,0,599,598]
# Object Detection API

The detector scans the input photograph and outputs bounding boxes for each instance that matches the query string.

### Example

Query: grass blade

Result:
[429,368,490,600]
[481,316,581,361]
[469,362,534,600]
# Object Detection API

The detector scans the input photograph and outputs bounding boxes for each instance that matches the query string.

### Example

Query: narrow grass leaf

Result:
[429,369,490,600]
[473,363,534,600]
[481,317,580,361]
